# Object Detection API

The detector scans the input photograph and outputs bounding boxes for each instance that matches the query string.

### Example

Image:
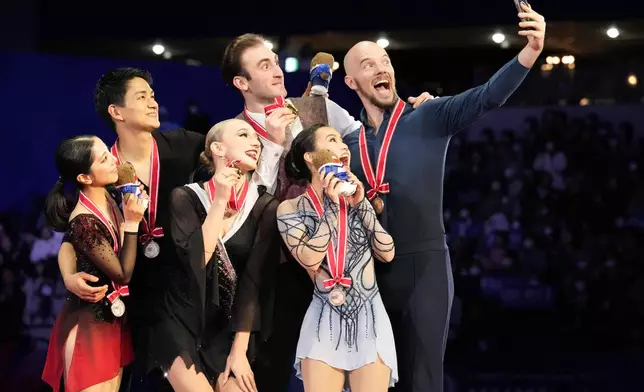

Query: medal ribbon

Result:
[107,282,130,303]
[204,161,250,211]
[305,186,351,289]
[111,138,164,245]
[243,96,286,141]
[358,98,406,200]
[263,96,285,116]
[78,192,129,304]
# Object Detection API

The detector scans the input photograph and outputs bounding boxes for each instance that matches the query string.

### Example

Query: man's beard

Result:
[356,80,397,109]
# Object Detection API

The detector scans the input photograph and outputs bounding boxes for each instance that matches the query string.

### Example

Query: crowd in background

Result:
[2,108,643,391]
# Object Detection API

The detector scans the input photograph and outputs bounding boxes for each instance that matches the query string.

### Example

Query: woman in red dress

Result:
[41,135,148,392]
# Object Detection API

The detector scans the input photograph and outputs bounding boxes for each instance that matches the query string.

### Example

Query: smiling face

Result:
[77,137,119,187]
[208,119,262,172]
[234,43,287,102]
[344,41,397,109]
[305,126,351,168]
[108,77,160,132]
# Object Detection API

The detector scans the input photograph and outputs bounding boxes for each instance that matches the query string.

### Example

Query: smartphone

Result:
[514,0,533,28]
[513,0,530,13]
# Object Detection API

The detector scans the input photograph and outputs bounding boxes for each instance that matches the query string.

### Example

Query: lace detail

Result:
[67,214,117,323]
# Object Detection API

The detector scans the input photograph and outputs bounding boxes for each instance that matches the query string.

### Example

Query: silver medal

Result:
[111,297,126,317]
[144,240,160,259]
[328,287,346,307]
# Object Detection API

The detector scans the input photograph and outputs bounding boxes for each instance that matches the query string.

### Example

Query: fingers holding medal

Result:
[213,166,243,204]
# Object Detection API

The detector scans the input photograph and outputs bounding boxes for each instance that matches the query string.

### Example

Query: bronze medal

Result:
[371,196,384,215]
[328,287,346,306]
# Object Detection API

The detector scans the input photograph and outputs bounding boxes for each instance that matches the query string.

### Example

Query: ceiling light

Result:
[562,55,575,64]
[376,38,389,48]
[332,61,340,71]
[627,74,638,87]
[606,27,620,39]
[492,33,506,44]
[546,56,560,65]
[284,57,299,73]
[152,44,165,55]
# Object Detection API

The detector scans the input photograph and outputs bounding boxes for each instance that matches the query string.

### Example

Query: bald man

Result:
[341,4,546,392]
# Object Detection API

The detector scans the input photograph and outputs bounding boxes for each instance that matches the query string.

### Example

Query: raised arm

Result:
[253,108,295,194]
[326,98,362,137]
[420,56,530,137]
[276,197,337,273]
[419,5,545,136]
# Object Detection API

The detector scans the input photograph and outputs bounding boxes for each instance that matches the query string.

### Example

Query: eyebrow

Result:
[236,127,251,133]
[360,54,389,64]
[256,58,272,67]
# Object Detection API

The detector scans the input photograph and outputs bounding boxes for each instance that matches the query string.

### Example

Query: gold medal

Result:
[371,196,384,215]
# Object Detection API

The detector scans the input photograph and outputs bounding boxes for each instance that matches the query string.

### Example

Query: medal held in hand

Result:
[305,186,352,307]
[204,160,250,213]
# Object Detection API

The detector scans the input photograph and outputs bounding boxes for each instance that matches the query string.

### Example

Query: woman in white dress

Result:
[277,123,398,392]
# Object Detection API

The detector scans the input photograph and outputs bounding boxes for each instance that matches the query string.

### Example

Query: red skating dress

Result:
[42,213,137,392]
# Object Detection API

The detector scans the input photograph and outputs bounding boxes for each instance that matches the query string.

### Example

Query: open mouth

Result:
[339,154,350,166]
[245,150,259,161]
[373,79,391,93]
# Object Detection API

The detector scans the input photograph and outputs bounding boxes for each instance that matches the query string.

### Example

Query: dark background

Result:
[2,2,644,391]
